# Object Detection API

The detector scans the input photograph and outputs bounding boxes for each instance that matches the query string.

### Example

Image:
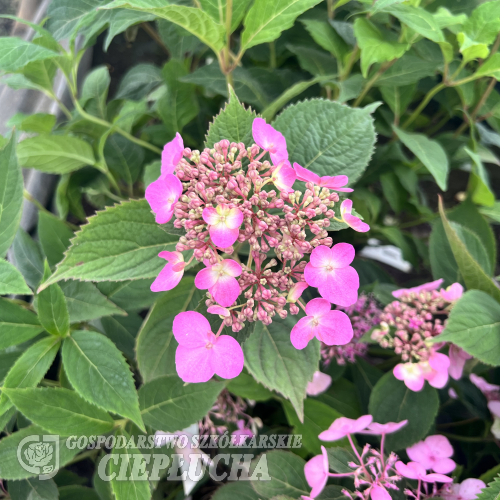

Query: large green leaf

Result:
[17,135,96,174]
[4,387,115,436]
[139,374,224,431]
[38,279,70,337]
[136,277,203,382]
[62,330,144,430]
[205,86,257,148]
[273,99,377,185]
[40,199,178,289]
[95,312,141,360]
[475,53,500,80]
[353,18,408,77]
[369,372,439,450]
[0,336,61,416]
[252,451,309,498]
[102,1,225,53]
[0,260,32,295]
[375,54,440,87]
[0,136,23,258]
[434,290,500,366]
[243,317,320,422]
[38,211,74,269]
[240,0,323,51]
[0,38,59,72]
[8,477,59,500]
[439,199,500,303]
[394,126,449,191]
[0,299,43,349]
[301,19,349,61]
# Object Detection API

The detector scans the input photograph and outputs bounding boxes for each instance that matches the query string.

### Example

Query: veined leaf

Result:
[10,229,44,290]
[0,260,32,295]
[0,38,59,72]
[38,211,75,269]
[476,475,500,500]
[38,280,70,337]
[0,299,43,349]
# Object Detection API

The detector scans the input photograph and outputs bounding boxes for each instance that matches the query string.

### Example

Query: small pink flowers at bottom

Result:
[307,371,332,396]
[202,204,243,249]
[443,479,486,500]
[340,199,370,233]
[173,311,244,383]
[151,251,186,292]
[252,117,288,165]
[395,461,453,483]
[406,435,456,474]
[304,244,359,307]
[290,298,353,350]
[145,173,183,224]
[304,446,330,498]
[195,259,242,307]
[319,415,373,441]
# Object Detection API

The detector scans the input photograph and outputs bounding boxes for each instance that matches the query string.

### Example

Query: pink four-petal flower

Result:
[293,162,353,192]
[173,311,244,383]
[406,435,456,474]
[304,445,330,498]
[340,199,370,233]
[195,259,242,307]
[395,461,453,483]
[304,244,360,307]
[252,118,288,165]
[290,298,353,350]
[151,251,186,292]
[202,204,243,249]
[161,132,184,176]
[145,173,183,224]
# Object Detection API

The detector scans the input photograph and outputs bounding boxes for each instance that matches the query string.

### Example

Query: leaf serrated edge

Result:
[477,475,500,500]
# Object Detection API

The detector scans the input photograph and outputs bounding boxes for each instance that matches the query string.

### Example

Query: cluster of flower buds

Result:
[145,118,369,382]
[370,280,468,392]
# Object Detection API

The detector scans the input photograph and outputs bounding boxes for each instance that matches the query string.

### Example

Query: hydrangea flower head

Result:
[406,435,456,474]
[290,298,353,350]
[173,311,244,383]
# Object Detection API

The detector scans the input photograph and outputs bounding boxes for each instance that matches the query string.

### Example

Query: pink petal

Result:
[175,344,214,383]
[448,345,470,380]
[320,175,350,190]
[272,162,296,192]
[393,279,445,298]
[221,259,242,277]
[151,262,184,292]
[173,311,212,348]
[145,174,183,224]
[305,298,332,316]
[207,305,230,317]
[340,199,353,216]
[225,207,244,229]
[316,310,354,346]
[158,251,183,264]
[161,132,184,176]
[426,369,449,389]
[310,245,334,268]
[304,263,327,288]
[394,363,425,392]
[307,371,332,396]
[395,461,424,480]
[304,454,328,496]
[330,242,355,268]
[287,282,308,302]
[195,266,219,290]
[352,415,373,433]
[294,162,320,185]
[371,485,391,500]
[212,335,244,379]
[424,473,453,483]
[441,283,464,302]
[429,353,451,372]
[318,267,359,307]
[209,274,241,307]
[407,442,433,469]
[344,213,370,233]
[470,374,500,393]
[488,400,500,418]
[202,206,220,225]
[290,317,315,350]
[433,458,456,474]
[425,435,454,459]
[459,479,486,499]
[364,420,408,435]
[209,223,240,249]
[252,118,288,163]
[318,428,348,441]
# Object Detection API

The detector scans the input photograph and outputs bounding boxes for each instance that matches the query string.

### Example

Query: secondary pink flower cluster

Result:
[322,294,382,366]
[303,415,483,500]
[145,118,369,382]
[470,374,500,439]
[371,280,468,392]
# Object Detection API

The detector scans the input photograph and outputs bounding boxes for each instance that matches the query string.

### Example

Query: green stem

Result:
[269,41,277,69]
[441,432,492,443]
[353,60,395,107]
[223,0,233,84]
[402,83,446,129]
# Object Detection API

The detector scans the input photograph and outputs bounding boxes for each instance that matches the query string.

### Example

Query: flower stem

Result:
[348,433,372,481]
[402,83,446,129]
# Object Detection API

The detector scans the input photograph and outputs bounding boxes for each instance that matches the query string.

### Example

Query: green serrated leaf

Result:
[8,477,59,500]
[0,136,23,258]
[38,279,70,336]
[139,374,224,431]
[243,316,320,422]
[0,260,32,295]
[476,475,500,500]
[6,113,57,134]
[273,99,377,185]
[0,37,59,72]
[62,330,144,430]
[38,212,75,269]
[4,387,115,436]
[115,64,163,101]
[0,299,43,349]
[40,199,179,289]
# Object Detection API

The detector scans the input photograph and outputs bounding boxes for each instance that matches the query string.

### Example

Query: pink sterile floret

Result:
[287,281,309,303]
[293,162,353,192]
[443,479,486,500]
[173,311,244,383]
[394,351,450,392]
[361,420,408,435]
[395,461,452,483]
[145,173,183,224]
[290,298,353,350]
[207,305,230,317]
[202,203,243,249]
[319,415,373,441]
[370,485,392,500]
[340,199,370,233]
[440,283,464,302]
[304,244,360,307]
[469,373,500,394]
[304,445,330,498]
[406,435,456,474]
[306,371,332,396]
[270,161,297,193]
[161,132,184,176]
[195,259,242,307]
[252,117,288,165]
[151,251,186,292]
[392,279,444,299]
[448,345,472,381]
